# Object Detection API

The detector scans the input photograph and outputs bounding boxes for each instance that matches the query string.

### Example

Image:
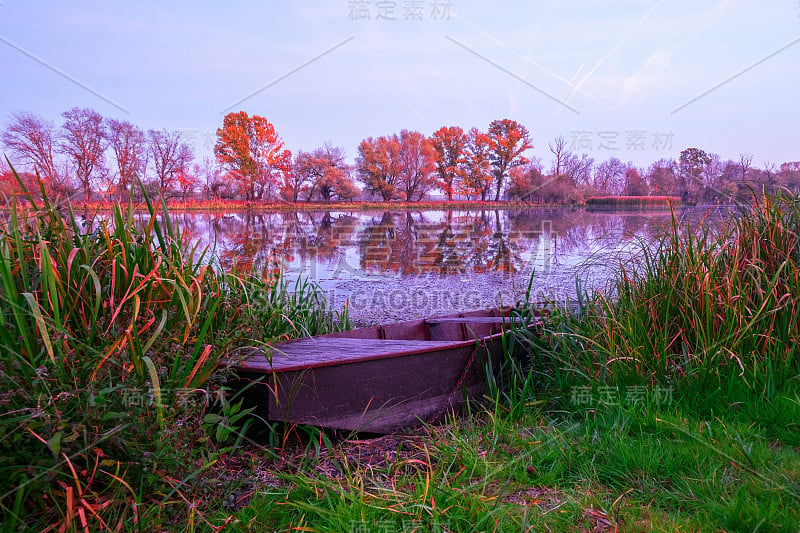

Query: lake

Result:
[167,206,731,324]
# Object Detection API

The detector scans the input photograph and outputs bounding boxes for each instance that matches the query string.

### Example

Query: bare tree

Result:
[762,161,777,191]
[547,136,593,188]
[107,119,146,199]
[197,158,229,199]
[593,157,627,195]
[563,153,594,187]
[738,153,753,182]
[147,129,193,197]
[1,111,63,191]
[549,136,568,176]
[60,107,107,201]
[779,161,800,193]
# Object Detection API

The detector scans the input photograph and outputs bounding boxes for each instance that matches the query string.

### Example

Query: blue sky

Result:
[1,0,798,169]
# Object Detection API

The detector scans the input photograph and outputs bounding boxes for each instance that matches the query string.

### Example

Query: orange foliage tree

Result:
[430,126,467,201]
[356,136,402,201]
[357,132,435,201]
[214,111,291,201]
[396,130,436,201]
[288,145,358,202]
[487,119,533,201]
[460,128,494,200]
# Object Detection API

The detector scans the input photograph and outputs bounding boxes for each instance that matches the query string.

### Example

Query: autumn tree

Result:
[176,166,198,202]
[622,167,648,196]
[487,119,532,201]
[430,126,467,201]
[397,130,436,201]
[60,107,107,201]
[283,152,313,202]
[214,111,291,201]
[356,136,402,201]
[647,158,678,195]
[290,145,357,202]
[0,166,39,198]
[1,111,63,192]
[106,118,145,199]
[678,147,711,201]
[460,128,493,200]
[779,161,800,193]
[147,129,193,197]
[506,160,545,201]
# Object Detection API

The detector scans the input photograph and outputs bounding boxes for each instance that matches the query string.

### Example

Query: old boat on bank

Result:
[227,307,540,433]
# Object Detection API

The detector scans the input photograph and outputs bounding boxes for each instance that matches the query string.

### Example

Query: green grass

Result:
[0,164,348,531]
[530,190,800,412]
[3,168,799,531]
[214,190,800,532]
[212,401,799,532]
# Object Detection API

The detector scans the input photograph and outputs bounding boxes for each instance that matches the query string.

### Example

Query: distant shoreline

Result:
[7,196,691,213]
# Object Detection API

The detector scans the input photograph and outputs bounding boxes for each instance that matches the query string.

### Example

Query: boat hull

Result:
[229,308,528,433]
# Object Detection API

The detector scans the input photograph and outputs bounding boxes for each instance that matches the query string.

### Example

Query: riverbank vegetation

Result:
[585,195,681,208]
[3,198,551,214]
[3,108,800,208]
[214,190,800,531]
[0,168,348,531]
[2,166,799,530]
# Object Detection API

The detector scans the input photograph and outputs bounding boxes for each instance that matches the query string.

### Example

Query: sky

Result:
[0,0,798,170]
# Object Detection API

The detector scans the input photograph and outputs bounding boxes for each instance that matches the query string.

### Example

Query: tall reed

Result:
[514,190,799,410]
[0,164,346,530]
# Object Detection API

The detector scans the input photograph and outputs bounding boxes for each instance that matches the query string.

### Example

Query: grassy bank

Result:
[3,171,799,531]
[216,191,800,532]
[0,168,348,531]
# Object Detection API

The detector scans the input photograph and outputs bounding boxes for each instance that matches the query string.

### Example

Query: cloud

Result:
[616,49,673,108]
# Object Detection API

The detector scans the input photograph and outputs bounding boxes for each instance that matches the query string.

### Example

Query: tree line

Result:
[2,108,799,204]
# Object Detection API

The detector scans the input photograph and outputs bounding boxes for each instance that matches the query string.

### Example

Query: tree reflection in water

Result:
[153,207,724,284]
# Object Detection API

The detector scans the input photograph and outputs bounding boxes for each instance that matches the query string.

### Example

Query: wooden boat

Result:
[227,307,539,433]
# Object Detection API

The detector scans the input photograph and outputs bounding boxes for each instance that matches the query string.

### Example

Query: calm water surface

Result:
[167,207,730,323]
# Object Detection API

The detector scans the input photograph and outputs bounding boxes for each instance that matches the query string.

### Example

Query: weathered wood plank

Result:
[236,338,467,373]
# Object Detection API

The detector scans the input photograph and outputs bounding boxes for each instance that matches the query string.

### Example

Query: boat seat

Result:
[424,316,526,324]
[425,316,540,340]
